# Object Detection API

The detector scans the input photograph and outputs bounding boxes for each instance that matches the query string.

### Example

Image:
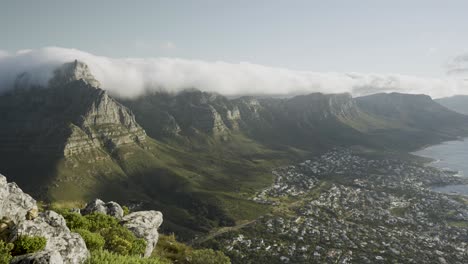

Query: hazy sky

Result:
[2,0,468,77]
[1,0,468,98]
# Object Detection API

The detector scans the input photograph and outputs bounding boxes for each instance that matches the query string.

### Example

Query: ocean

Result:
[413,138,468,196]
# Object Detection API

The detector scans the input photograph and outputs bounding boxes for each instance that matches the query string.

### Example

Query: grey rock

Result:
[81,199,107,215]
[0,175,89,263]
[105,201,124,219]
[0,175,36,224]
[81,199,123,219]
[15,211,89,264]
[121,210,163,257]
[49,60,101,88]
[11,250,64,264]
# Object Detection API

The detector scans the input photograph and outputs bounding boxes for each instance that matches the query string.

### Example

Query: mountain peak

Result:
[48,60,101,88]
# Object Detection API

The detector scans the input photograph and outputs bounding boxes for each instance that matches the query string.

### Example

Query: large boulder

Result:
[14,210,89,263]
[0,174,89,263]
[11,250,64,264]
[0,175,36,224]
[121,211,163,257]
[81,199,124,219]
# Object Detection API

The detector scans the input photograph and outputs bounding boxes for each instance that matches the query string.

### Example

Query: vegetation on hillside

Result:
[0,241,13,264]
[55,208,230,264]
[0,235,46,263]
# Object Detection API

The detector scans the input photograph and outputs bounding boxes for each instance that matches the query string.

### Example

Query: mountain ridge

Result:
[2,60,468,238]
[436,95,468,115]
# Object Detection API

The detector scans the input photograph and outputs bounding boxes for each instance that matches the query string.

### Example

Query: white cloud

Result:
[16,49,33,55]
[447,53,468,76]
[0,46,467,99]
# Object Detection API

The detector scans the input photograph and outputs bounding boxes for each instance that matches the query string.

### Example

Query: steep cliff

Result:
[0,61,146,157]
[121,89,242,139]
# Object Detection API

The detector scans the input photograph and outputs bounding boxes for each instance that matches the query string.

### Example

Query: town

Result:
[205,149,468,263]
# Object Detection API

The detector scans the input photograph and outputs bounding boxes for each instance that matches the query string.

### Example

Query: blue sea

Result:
[413,138,468,196]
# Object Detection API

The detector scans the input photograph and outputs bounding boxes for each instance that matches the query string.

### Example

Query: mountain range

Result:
[436,95,468,115]
[1,60,468,238]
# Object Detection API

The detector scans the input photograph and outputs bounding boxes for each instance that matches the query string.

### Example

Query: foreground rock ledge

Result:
[121,211,163,257]
[81,199,163,258]
[0,174,89,264]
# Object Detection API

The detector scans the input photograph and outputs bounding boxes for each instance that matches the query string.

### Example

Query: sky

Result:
[1,0,468,98]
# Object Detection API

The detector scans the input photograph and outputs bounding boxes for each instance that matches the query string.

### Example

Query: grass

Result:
[86,250,169,264]
[448,221,468,228]
[390,207,408,217]
[42,131,305,237]
[153,234,230,264]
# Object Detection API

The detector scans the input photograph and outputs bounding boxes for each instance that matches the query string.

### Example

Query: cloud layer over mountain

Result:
[0,47,466,98]
[447,53,468,76]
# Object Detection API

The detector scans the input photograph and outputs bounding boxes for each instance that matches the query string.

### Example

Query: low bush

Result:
[154,234,230,264]
[122,206,130,216]
[191,248,231,264]
[85,250,169,264]
[74,229,105,251]
[84,213,119,232]
[58,210,231,263]
[0,240,13,264]
[100,226,146,256]
[61,211,91,230]
[11,236,46,256]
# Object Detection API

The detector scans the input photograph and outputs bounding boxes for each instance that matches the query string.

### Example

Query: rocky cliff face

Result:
[49,60,101,88]
[121,89,242,139]
[60,81,146,156]
[0,61,146,157]
[122,90,373,148]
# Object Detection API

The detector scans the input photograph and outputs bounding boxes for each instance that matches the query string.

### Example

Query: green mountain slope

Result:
[435,95,468,115]
[356,93,468,149]
[2,61,468,240]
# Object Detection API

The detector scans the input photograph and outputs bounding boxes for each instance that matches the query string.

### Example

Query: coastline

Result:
[411,137,468,195]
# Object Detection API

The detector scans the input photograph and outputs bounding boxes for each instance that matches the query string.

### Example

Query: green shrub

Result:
[154,234,231,264]
[85,213,119,232]
[122,206,130,216]
[0,240,13,264]
[85,250,169,264]
[11,236,46,256]
[130,238,147,256]
[153,234,191,262]
[74,229,105,251]
[61,211,91,230]
[100,226,146,256]
[191,249,230,264]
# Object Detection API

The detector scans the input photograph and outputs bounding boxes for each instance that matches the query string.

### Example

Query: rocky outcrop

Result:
[11,250,64,264]
[0,174,89,263]
[14,210,89,264]
[49,60,101,88]
[81,199,124,220]
[0,60,147,158]
[190,105,228,135]
[0,176,36,224]
[81,199,163,257]
[121,211,163,257]
[121,89,243,138]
